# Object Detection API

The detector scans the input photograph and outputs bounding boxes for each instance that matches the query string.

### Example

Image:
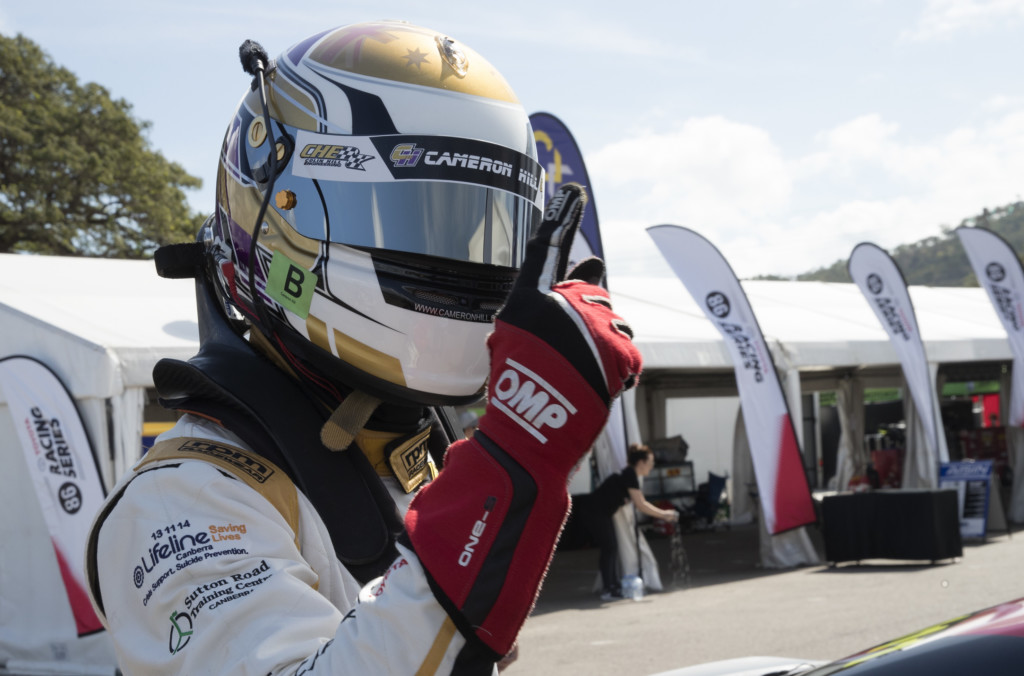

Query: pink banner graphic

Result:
[956,226,1024,427]
[647,225,816,534]
[0,356,106,636]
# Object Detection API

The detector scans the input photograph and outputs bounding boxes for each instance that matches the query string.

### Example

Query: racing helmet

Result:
[208,21,544,406]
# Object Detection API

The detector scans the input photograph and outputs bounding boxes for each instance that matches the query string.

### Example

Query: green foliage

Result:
[796,201,1024,286]
[0,33,205,258]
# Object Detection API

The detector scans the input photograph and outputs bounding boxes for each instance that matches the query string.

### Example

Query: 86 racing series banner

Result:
[647,225,816,534]
[848,243,946,472]
[0,355,106,636]
[955,226,1024,426]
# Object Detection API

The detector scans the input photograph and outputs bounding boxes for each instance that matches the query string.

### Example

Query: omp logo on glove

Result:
[490,358,576,443]
[406,184,643,657]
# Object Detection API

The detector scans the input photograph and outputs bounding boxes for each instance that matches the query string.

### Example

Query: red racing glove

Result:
[404,183,642,659]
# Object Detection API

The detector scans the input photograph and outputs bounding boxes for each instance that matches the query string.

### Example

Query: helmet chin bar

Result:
[269,309,487,409]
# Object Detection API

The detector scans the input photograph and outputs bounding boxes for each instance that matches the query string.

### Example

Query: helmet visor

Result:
[271,131,544,268]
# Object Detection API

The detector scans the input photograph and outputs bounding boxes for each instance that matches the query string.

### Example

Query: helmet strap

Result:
[249,316,384,448]
[321,391,383,452]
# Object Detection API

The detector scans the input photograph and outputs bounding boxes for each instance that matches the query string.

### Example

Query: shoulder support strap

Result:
[139,438,301,549]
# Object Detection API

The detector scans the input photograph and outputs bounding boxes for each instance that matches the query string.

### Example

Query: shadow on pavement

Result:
[811,522,1021,572]
[530,520,1024,617]
[531,522,785,616]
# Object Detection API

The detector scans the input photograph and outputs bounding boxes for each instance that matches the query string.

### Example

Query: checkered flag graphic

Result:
[336,146,374,171]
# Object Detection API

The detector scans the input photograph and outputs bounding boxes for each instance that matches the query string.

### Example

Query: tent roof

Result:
[0,254,1012,398]
[0,253,198,398]
[610,276,1012,379]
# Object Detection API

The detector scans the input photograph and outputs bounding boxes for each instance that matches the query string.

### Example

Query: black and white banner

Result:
[848,243,943,463]
[955,226,1024,426]
[0,356,106,636]
[647,225,816,534]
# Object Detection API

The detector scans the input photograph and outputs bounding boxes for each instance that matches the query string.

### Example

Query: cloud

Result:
[0,7,14,34]
[592,106,1024,280]
[984,94,1024,112]
[463,11,701,61]
[590,117,791,229]
[765,108,1024,275]
[903,0,1024,41]
[587,117,793,280]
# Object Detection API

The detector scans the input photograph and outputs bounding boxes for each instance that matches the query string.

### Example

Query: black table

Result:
[821,489,963,564]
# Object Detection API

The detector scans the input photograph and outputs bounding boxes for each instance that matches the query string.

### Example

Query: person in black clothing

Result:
[572,444,679,600]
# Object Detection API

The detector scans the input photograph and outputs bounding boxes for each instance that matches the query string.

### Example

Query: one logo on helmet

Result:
[491,358,576,443]
[986,262,1006,283]
[168,610,193,654]
[867,273,884,295]
[298,143,375,171]
[390,143,424,167]
[705,291,730,318]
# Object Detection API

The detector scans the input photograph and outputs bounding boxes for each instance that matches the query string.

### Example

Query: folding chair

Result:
[692,472,729,531]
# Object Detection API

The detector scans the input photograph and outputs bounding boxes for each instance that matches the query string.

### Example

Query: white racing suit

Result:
[86,183,641,675]
[86,415,487,675]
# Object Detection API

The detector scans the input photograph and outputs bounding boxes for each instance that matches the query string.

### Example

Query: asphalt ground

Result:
[508,521,1024,676]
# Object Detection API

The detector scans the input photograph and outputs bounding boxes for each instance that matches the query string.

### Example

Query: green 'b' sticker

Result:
[266,251,315,319]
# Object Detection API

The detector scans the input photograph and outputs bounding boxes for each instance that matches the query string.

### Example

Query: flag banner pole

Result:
[0,355,107,636]
[530,112,605,268]
[531,113,628,473]
[847,243,945,469]
[535,113,665,582]
[955,226,1024,426]
[647,225,816,534]
[955,226,1024,522]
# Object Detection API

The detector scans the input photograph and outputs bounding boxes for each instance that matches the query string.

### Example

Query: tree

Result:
[0,33,205,257]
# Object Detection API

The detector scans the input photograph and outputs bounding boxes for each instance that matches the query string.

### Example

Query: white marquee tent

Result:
[0,254,197,674]
[2,254,1023,670]
[614,274,1012,375]
[610,275,1023,545]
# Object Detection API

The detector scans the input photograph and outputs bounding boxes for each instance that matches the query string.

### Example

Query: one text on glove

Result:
[458,499,493,567]
[491,358,577,443]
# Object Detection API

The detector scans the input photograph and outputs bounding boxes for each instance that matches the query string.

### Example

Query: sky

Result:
[4,0,1024,279]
